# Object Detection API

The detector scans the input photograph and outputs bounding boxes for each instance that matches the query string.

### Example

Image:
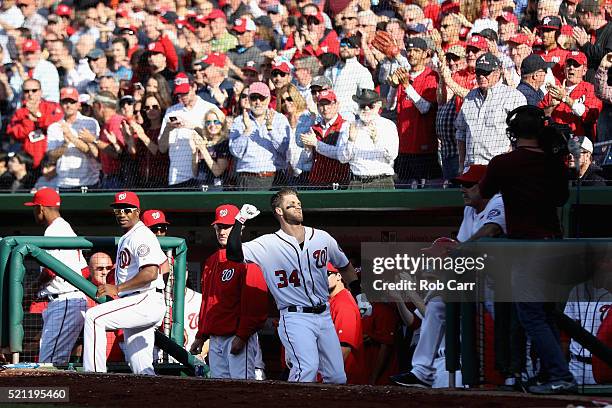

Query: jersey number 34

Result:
[275,269,301,288]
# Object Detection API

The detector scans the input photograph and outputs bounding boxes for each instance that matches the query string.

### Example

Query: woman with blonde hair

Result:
[278,83,315,187]
[191,107,231,190]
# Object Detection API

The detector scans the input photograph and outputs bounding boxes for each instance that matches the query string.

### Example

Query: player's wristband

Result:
[349,279,362,298]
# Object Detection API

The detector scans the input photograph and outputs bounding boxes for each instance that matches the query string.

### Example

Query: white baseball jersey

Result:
[183,287,202,350]
[40,217,87,296]
[243,227,349,310]
[115,221,166,296]
[456,194,506,243]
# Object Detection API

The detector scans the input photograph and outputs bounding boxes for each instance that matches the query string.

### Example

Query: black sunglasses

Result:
[249,94,267,102]
[240,93,249,99]
[358,102,376,110]
[23,88,40,93]
[152,225,168,233]
[342,16,357,21]
[144,104,160,111]
[60,99,78,105]
[475,69,493,77]
[282,96,293,103]
[566,60,582,68]
[272,70,288,77]
[340,41,358,49]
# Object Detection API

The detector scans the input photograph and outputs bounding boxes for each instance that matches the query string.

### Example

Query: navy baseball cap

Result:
[406,37,428,50]
[475,53,501,72]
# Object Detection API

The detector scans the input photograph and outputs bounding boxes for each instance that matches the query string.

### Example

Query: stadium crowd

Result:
[0,0,610,192]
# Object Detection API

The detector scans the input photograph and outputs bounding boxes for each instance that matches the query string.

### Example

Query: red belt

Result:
[241,171,275,178]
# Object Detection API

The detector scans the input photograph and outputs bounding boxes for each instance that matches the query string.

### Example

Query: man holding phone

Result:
[158,72,216,187]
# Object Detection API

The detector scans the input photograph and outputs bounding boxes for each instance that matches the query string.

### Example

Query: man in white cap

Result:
[570,135,606,186]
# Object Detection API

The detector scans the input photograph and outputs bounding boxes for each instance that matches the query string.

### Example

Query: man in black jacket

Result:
[574,0,612,83]
[570,135,607,186]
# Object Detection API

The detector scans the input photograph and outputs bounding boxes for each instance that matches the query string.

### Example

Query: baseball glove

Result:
[371,31,400,59]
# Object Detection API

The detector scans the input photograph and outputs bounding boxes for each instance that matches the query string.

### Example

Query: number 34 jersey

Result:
[243,227,349,310]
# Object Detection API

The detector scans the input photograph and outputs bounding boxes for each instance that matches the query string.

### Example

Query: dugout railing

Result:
[446,238,612,393]
[0,236,196,372]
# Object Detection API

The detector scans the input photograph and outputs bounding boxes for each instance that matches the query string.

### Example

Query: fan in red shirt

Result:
[190,204,268,379]
[536,16,569,81]
[593,306,612,383]
[539,51,602,140]
[284,11,340,60]
[327,263,365,384]
[394,37,440,186]
[6,79,63,169]
[362,302,401,385]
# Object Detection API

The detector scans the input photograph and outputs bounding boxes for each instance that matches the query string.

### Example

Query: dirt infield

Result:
[0,370,610,407]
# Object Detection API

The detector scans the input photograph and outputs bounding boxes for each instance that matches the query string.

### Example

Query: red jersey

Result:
[452,68,477,111]
[308,114,350,186]
[99,114,126,175]
[396,67,439,155]
[197,249,268,340]
[330,288,366,384]
[538,81,602,140]
[6,100,63,168]
[538,47,569,81]
[593,306,612,383]
[285,29,340,60]
[361,302,400,385]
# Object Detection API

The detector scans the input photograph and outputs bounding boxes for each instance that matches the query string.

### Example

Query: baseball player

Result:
[226,188,360,383]
[190,204,268,379]
[327,263,365,384]
[391,165,506,388]
[142,209,203,354]
[83,191,167,375]
[24,187,88,365]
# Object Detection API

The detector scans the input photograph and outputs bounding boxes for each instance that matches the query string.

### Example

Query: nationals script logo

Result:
[219,209,228,217]
[118,193,127,201]
[221,268,235,282]
[119,248,131,268]
[152,211,160,220]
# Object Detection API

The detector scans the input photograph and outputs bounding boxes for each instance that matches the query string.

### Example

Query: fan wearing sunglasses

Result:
[337,88,398,190]
[539,51,602,138]
[323,35,374,120]
[229,81,290,190]
[192,107,230,191]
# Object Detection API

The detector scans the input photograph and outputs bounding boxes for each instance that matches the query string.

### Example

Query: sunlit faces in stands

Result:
[440,14,461,45]
[89,252,113,286]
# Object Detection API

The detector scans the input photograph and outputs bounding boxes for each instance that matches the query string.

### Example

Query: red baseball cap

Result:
[440,0,460,14]
[327,262,339,273]
[195,14,208,25]
[271,60,292,74]
[560,24,574,37]
[111,191,140,208]
[22,39,41,53]
[452,164,488,185]
[232,17,257,33]
[119,25,138,35]
[60,87,79,101]
[508,33,533,46]
[466,35,488,51]
[141,209,170,227]
[566,50,587,66]
[206,9,226,22]
[242,60,259,73]
[55,3,71,16]
[174,72,191,94]
[24,188,61,207]
[496,11,518,25]
[176,18,195,33]
[317,89,337,103]
[248,81,271,98]
[147,42,165,54]
[305,11,324,24]
[211,204,239,225]
[202,52,227,68]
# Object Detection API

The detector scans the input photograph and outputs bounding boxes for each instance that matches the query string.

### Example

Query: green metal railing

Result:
[0,236,192,368]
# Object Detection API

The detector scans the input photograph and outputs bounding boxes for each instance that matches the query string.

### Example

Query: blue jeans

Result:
[99,174,123,190]
[515,302,574,382]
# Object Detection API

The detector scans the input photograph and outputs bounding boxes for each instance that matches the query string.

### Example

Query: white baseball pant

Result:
[83,291,165,375]
[411,296,446,385]
[279,308,346,383]
[209,333,259,379]
[39,295,86,364]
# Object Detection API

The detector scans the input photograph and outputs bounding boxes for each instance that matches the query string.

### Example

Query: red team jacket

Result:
[538,80,602,139]
[329,288,366,384]
[197,249,268,341]
[537,47,568,81]
[308,114,350,186]
[396,67,439,155]
[593,306,612,384]
[361,302,400,385]
[6,101,63,168]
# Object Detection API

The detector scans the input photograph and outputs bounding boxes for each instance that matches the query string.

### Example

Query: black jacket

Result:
[580,22,612,84]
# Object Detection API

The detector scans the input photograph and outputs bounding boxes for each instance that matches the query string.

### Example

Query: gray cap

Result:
[86,48,105,60]
[310,75,332,89]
